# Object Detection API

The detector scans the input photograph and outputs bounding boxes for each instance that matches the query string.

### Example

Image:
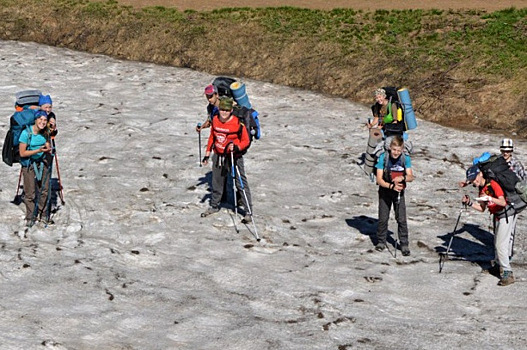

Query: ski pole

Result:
[439,205,466,273]
[235,163,260,242]
[230,151,239,233]
[52,137,65,205]
[197,123,202,167]
[44,154,55,226]
[14,168,22,202]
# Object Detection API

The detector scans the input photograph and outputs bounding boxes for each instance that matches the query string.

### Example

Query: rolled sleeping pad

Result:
[16,89,42,106]
[397,88,417,130]
[230,81,252,109]
[364,128,383,176]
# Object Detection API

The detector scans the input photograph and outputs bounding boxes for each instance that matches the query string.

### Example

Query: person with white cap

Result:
[500,138,526,181]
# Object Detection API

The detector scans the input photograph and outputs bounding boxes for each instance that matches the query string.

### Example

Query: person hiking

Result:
[461,165,516,286]
[18,110,52,226]
[374,135,414,256]
[367,88,405,138]
[196,84,219,133]
[500,138,526,181]
[201,97,253,223]
[39,94,57,136]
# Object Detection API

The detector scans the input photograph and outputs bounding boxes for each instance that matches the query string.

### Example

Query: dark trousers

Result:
[376,187,409,246]
[210,153,252,211]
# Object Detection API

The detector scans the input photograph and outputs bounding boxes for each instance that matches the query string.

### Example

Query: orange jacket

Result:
[206,114,250,155]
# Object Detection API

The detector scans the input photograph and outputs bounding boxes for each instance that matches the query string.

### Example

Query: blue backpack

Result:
[2,107,37,166]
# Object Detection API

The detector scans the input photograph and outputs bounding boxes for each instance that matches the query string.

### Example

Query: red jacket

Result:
[480,180,505,215]
[206,114,250,155]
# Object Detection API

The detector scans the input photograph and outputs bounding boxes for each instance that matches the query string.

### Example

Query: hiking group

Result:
[362,86,526,286]
[3,80,524,286]
[2,90,63,228]
[196,77,261,239]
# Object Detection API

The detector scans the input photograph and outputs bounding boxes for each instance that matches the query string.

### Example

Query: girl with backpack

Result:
[19,110,52,227]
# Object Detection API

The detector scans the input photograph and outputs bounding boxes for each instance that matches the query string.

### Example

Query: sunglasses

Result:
[206,94,214,99]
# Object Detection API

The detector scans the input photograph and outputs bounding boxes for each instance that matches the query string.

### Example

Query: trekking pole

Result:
[439,205,466,273]
[51,137,65,205]
[14,168,23,203]
[197,123,202,167]
[44,154,55,226]
[235,163,260,242]
[230,151,239,234]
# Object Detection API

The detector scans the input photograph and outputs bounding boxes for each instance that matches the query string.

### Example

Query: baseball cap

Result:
[204,84,217,95]
[466,165,480,182]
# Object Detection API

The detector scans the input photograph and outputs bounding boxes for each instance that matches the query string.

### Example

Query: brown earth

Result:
[2,1,527,137]
[115,0,526,12]
[114,0,527,137]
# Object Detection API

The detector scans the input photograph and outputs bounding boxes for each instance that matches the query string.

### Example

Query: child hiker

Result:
[374,135,414,256]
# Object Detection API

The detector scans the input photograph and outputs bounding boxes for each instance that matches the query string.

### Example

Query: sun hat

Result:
[500,138,514,152]
[204,84,217,95]
[34,110,48,119]
[373,88,386,98]
[38,94,52,106]
[466,165,481,182]
[218,97,234,111]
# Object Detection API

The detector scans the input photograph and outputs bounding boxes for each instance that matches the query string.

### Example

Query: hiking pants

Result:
[494,214,517,272]
[210,153,252,211]
[376,187,409,246]
[21,163,50,221]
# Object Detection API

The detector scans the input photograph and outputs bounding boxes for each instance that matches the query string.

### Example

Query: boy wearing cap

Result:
[500,138,526,181]
[19,110,52,226]
[462,165,516,286]
[196,84,219,133]
[201,97,253,223]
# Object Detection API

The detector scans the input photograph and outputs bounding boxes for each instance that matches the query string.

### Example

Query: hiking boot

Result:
[42,218,55,226]
[498,271,515,286]
[375,243,386,252]
[241,214,252,224]
[482,264,502,278]
[201,206,220,217]
[401,245,411,256]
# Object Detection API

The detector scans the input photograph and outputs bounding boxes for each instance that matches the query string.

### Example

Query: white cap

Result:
[500,138,514,151]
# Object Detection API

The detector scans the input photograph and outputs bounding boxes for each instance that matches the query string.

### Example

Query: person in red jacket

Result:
[201,97,253,223]
[462,165,516,286]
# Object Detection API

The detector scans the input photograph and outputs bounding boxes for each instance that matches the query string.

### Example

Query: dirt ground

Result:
[115,0,527,11]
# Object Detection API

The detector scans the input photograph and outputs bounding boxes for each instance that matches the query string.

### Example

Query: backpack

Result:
[3,107,38,166]
[372,86,417,134]
[474,152,527,213]
[372,86,406,135]
[211,76,262,144]
[232,105,261,143]
[212,77,237,98]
